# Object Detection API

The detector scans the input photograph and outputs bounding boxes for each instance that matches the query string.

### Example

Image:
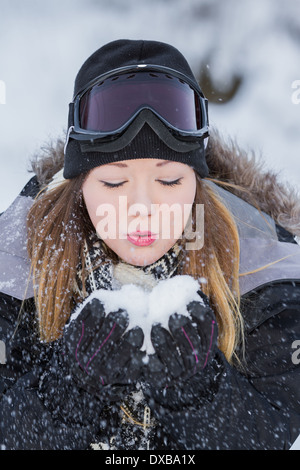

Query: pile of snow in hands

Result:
[70,275,204,355]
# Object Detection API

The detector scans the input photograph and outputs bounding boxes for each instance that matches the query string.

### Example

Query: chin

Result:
[121,251,161,267]
[118,241,176,267]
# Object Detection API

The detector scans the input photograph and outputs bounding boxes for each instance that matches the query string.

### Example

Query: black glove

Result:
[143,294,222,410]
[39,297,145,425]
[63,297,145,395]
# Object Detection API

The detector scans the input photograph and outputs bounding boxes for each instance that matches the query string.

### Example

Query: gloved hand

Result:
[143,294,222,410]
[39,297,145,425]
[63,297,145,397]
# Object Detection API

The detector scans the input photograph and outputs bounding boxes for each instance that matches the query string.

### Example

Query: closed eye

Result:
[100,180,127,188]
[100,178,183,188]
[157,178,183,187]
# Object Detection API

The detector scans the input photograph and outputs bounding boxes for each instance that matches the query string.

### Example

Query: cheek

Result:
[82,186,98,227]
[172,179,197,234]
[82,183,117,235]
[164,178,196,213]
[152,182,196,240]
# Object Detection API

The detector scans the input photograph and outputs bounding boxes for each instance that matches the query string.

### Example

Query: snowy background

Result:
[0,0,300,213]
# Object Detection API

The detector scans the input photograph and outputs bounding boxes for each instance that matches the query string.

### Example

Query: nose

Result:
[127,183,155,218]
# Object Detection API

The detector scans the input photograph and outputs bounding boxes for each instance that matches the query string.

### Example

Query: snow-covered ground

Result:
[0,0,300,213]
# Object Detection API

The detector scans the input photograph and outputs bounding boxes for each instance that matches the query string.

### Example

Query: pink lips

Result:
[127,231,158,247]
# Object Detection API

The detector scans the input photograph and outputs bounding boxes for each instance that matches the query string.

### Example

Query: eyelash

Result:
[101,181,126,188]
[158,178,183,187]
[101,178,183,188]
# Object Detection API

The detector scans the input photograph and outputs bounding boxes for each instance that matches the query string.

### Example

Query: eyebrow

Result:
[108,162,128,168]
[156,160,173,167]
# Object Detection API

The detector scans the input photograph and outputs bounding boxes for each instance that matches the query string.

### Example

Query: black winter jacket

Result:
[0,171,299,450]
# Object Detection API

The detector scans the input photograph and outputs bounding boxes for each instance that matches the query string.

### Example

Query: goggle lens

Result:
[78,71,203,133]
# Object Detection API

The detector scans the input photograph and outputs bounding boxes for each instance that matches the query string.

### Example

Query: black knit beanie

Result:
[63,39,209,179]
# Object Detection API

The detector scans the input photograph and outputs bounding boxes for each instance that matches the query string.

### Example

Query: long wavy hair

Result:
[27,169,242,362]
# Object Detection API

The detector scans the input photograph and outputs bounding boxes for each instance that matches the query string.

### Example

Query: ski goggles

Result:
[68,64,209,144]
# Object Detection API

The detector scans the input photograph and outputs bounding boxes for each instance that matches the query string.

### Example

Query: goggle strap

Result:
[68,102,75,127]
[205,99,209,126]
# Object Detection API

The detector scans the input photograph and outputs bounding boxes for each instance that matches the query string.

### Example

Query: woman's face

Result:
[82,159,196,266]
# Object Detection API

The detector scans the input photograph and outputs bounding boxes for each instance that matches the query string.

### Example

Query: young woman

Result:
[0,39,299,450]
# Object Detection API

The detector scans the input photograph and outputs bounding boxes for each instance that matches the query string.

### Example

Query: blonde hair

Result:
[181,174,242,361]
[27,172,243,362]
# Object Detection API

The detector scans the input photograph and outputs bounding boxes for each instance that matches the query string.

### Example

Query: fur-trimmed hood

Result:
[29,130,300,237]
